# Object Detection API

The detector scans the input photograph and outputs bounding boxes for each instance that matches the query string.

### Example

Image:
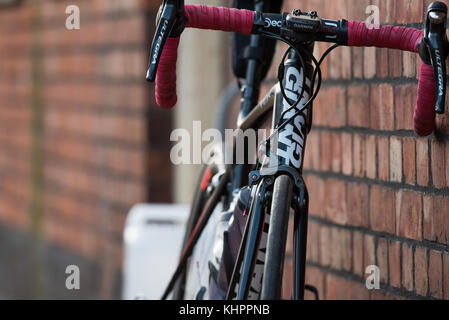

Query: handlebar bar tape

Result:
[155,37,180,109]
[155,5,255,109]
[185,5,254,34]
[347,21,436,136]
[414,63,437,136]
[347,20,422,51]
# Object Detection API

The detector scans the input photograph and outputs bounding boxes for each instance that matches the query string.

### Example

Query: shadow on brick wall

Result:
[0,223,121,299]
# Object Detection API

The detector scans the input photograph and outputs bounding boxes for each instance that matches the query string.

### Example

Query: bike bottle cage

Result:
[146,0,187,82]
[418,1,449,114]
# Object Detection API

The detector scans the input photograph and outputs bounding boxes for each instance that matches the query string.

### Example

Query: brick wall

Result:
[1,0,448,301]
[0,0,170,298]
[278,0,449,300]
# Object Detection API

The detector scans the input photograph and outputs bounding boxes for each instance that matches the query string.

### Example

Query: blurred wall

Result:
[174,0,232,203]
[0,0,171,299]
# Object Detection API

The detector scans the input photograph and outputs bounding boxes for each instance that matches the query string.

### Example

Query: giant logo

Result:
[276,65,309,169]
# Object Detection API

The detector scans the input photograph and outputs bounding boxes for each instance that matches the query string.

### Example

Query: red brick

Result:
[320,131,332,172]
[370,84,394,131]
[390,136,403,182]
[364,47,376,79]
[416,54,422,80]
[416,138,429,186]
[325,179,347,225]
[326,275,370,300]
[305,175,325,217]
[366,135,377,179]
[304,266,325,301]
[436,109,449,134]
[348,85,370,128]
[347,0,368,21]
[329,43,342,79]
[347,182,369,228]
[313,42,329,80]
[370,289,388,300]
[320,225,331,267]
[341,229,352,272]
[444,253,449,300]
[370,185,396,234]
[282,258,293,299]
[305,131,320,171]
[311,90,327,126]
[402,137,416,185]
[353,134,366,177]
[330,228,351,272]
[312,42,329,80]
[415,247,428,296]
[327,87,347,128]
[377,136,390,181]
[353,231,364,277]
[376,238,389,284]
[396,0,424,24]
[342,133,353,176]
[423,196,449,245]
[446,143,449,188]
[402,243,414,292]
[395,85,417,130]
[347,280,370,300]
[371,290,405,300]
[403,51,417,78]
[379,0,397,24]
[389,50,403,78]
[306,222,320,263]
[431,140,446,189]
[286,214,294,257]
[341,46,352,79]
[325,275,348,300]
[429,250,443,299]
[352,47,363,78]
[331,132,342,173]
[376,48,389,78]
[396,190,423,241]
[364,234,376,270]
[388,240,401,288]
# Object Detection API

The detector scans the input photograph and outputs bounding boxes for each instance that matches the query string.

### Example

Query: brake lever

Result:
[418,1,449,114]
[146,0,186,82]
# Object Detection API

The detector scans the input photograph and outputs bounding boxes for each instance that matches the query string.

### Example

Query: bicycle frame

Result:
[225,36,315,299]
[156,1,449,301]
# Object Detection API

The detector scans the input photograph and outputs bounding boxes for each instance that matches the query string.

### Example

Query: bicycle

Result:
[146,0,449,300]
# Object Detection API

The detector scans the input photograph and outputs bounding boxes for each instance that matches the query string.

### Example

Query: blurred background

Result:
[0,0,236,299]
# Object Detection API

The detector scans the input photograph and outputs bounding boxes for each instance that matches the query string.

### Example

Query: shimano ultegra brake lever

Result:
[146,0,187,82]
[418,1,449,115]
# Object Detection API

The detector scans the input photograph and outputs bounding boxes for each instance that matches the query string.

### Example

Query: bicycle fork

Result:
[293,183,310,300]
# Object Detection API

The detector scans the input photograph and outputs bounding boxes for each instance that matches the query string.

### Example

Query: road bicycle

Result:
[146,0,449,300]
